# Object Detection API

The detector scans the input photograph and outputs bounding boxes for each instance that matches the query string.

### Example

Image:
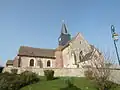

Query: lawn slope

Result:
[21,77,120,90]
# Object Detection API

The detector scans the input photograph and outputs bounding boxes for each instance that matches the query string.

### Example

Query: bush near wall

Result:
[0,67,4,73]
[20,71,39,86]
[0,71,40,90]
[44,70,54,80]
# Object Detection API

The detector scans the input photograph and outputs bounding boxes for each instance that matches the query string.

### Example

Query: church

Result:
[6,22,100,69]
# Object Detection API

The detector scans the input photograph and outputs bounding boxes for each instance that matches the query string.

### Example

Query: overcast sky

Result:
[0,0,120,66]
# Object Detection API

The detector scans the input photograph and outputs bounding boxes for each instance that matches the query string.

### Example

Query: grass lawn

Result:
[20,76,120,90]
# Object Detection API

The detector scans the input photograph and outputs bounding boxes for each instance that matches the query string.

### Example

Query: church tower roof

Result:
[61,20,68,34]
[58,21,71,46]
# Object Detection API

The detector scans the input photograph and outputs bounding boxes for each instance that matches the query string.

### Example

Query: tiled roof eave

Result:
[6,63,13,65]
[18,54,56,59]
[6,60,13,65]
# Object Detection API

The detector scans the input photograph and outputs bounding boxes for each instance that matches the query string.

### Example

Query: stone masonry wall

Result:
[3,67,85,77]
[3,67,120,84]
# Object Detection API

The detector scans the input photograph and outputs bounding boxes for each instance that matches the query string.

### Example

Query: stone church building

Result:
[6,22,100,69]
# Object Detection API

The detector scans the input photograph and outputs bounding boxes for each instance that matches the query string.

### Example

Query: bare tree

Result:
[83,50,118,90]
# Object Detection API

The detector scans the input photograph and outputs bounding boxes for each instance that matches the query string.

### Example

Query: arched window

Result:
[80,41,81,44]
[80,51,83,55]
[30,59,34,66]
[47,60,51,67]
[79,51,83,62]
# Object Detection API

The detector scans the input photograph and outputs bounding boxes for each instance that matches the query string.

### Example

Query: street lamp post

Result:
[111,25,120,65]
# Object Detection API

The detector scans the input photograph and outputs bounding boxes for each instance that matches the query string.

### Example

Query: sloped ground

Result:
[20,77,120,90]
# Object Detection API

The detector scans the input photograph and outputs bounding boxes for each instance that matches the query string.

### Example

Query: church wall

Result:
[70,33,91,56]
[13,56,19,67]
[62,46,77,68]
[62,47,69,68]
[62,33,93,68]
[55,50,63,68]
[20,56,56,68]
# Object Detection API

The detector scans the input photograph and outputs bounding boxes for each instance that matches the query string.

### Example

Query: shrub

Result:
[0,73,18,90]
[44,70,54,80]
[60,78,81,90]
[11,69,18,74]
[95,80,118,90]
[0,77,9,90]
[0,71,39,90]
[0,72,10,78]
[0,72,11,80]
[3,71,10,74]
[64,77,73,87]
[20,71,39,86]
[105,81,118,90]
[8,76,23,90]
[84,70,93,80]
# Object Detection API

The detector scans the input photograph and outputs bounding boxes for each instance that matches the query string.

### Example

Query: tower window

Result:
[47,60,51,67]
[30,59,34,66]
[80,41,81,44]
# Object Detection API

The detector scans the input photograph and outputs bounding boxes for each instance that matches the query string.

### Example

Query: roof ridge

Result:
[58,33,81,50]
[71,32,80,41]
[20,46,56,51]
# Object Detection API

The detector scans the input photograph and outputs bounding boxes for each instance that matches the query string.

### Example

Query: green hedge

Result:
[44,70,54,80]
[0,71,39,90]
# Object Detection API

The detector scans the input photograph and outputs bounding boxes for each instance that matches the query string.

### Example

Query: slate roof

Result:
[59,22,71,46]
[18,46,56,58]
[6,60,13,65]
[90,44,94,51]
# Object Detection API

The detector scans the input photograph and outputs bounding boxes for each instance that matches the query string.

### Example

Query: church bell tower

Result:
[58,21,71,46]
